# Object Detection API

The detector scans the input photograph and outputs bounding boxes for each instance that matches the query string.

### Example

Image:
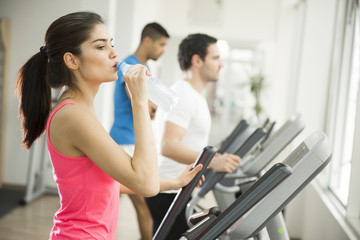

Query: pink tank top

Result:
[47,101,120,240]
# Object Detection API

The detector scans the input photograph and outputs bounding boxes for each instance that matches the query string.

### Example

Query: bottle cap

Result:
[116,62,131,74]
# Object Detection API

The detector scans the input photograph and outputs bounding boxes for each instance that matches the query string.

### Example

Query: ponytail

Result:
[15,11,104,150]
[16,48,51,149]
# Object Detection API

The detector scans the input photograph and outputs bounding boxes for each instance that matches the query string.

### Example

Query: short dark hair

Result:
[177,33,217,71]
[140,22,169,42]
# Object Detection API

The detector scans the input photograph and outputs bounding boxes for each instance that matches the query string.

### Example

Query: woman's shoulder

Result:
[48,101,101,157]
[53,101,86,116]
[49,101,103,149]
[51,101,97,130]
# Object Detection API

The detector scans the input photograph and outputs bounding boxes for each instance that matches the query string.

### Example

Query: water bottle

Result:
[117,62,178,112]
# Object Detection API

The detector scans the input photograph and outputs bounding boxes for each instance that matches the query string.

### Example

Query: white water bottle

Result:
[117,62,178,112]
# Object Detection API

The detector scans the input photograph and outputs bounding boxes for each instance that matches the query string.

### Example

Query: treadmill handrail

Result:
[218,119,248,154]
[223,131,331,239]
[182,163,292,240]
[152,146,217,240]
[260,121,276,144]
[197,128,267,198]
[241,114,305,176]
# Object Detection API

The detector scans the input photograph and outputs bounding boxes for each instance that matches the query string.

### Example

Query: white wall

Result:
[0,0,137,185]
[302,183,353,240]
[95,0,135,131]
[156,0,281,87]
[156,0,279,41]
[0,0,82,185]
[294,0,336,136]
[267,0,302,123]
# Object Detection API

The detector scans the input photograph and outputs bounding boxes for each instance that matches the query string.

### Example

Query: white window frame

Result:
[345,0,360,233]
[324,0,360,236]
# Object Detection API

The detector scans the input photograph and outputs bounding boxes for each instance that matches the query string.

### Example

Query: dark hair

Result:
[140,22,170,42]
[15,11,104,149]
[177,33,217,71]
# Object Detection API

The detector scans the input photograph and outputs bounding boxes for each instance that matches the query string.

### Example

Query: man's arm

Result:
[161,121,200,165]
[161,121,242,172]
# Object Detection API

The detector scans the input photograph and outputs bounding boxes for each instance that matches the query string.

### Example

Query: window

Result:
[325,0,360,235]
[328,9,358,203]
[208,40,264,123]
[207,40,265,146]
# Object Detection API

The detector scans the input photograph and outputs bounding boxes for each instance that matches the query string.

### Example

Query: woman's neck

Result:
[58,85,98,113]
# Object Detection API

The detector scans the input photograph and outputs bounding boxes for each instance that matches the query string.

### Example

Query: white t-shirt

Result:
[158,80,212,189]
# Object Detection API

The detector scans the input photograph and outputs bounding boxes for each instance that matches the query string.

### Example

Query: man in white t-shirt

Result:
[145,33,242,239]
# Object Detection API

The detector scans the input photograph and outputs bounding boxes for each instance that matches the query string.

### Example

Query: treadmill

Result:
[186,114,305,221]
[181,131,332,240]
[153,127,268,240]
[241,114,305,176]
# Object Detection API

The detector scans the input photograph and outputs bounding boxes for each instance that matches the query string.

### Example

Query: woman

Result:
[15,11,202,239]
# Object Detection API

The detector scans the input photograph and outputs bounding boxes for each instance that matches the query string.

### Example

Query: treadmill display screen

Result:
[283,142,309,168]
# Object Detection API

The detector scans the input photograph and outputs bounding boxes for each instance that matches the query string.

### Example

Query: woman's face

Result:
[76,23,119,83]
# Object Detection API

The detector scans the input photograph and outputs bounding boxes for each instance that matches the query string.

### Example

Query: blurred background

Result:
[0,0,359,239]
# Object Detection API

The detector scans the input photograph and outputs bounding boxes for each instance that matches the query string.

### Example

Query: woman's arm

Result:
[51,65,159,197]
[126,65,159,195]
[158,164,204,192]
[121,164,204,194]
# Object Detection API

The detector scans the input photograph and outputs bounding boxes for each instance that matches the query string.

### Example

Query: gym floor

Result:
[0,187,303,240]
[0,190,216,240]
[0,194,140,240]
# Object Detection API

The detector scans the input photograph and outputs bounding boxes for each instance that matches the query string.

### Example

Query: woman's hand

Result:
[176,164,205,189]
[155,164,206,192]
[123,64,150,104]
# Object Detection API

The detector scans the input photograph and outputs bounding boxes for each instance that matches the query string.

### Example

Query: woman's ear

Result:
[63,52,79,70]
